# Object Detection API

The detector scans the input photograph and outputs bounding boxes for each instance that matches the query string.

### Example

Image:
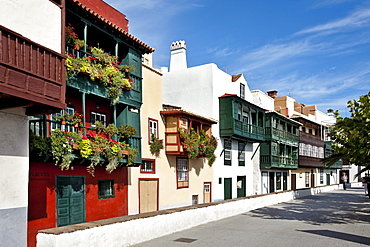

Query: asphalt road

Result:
[133,188,370,247]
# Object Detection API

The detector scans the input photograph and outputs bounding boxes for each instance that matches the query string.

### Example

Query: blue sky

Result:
[105,0,370,116]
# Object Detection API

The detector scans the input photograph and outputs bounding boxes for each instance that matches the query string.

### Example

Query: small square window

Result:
[141,159,155,174]
[98,180,114,199]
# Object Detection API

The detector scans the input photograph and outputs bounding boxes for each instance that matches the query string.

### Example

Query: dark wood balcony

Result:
[0,25,66,115]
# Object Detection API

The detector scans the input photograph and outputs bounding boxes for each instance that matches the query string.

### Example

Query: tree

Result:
[323,92,370,177]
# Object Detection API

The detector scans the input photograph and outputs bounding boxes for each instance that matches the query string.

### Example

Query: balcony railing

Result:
[265,127,299,145]
[0,25,65,110]
[232,119,264,141]
[261,154,298,169]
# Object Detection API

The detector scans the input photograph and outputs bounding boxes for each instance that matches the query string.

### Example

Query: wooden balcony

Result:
[265,127,299,146]
[0,25,65,115]
[261,155,298,169]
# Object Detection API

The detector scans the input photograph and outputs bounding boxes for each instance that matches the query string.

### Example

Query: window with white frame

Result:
[320,169,324,184]
[238,142,245,166]
[149,118,158,143]
[177,158,189,188]
[240,83,245,99]
[141,159,155,174]
[224,139,232,166]
[305,172,310,187]
[91,111,107,126]
[51,107,75,131]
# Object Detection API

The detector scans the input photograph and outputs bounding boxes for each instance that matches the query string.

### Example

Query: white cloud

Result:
[295,8,370,36]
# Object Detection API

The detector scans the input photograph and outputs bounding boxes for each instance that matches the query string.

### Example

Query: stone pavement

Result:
[133,188,370,247]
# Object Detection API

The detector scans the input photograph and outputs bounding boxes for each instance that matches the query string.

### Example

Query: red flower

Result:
[83,136,88,140]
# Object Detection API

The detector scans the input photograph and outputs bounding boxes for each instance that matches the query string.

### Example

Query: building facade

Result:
[27,0,153,246]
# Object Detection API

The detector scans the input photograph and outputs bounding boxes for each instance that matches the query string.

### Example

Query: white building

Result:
[162,41,266,201]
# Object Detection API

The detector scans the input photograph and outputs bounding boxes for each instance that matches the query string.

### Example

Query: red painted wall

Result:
[27,162,128,247]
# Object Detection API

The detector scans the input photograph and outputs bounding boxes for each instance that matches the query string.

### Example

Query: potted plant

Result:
[118,124,137,139]
[71,112,84,127]
[150,133,164,157]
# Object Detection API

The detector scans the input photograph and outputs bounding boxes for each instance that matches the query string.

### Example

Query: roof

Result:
[161,104,218,124]
[231,74,242,82]
[69,0,154,54]
[265,111,302,126]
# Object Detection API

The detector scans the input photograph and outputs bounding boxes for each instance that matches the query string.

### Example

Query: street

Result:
[134,188,370,247]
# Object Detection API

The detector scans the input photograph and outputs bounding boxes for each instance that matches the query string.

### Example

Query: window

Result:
[51,107,75,131]
[149,118,158,143]
[98,180,114,199]
[320,169,324,184]
[177,158,189,188]
[238,142,245,166]
[224,139,232,166]
[305,172,310,187]
[91,111,107,126]
[192,195,198,205]
[240,83,245,99]
[204,184,210,193]
[276,172,282,190]
[141,159,155,174]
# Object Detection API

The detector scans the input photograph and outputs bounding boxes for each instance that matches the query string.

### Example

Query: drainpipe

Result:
[82,91,86,136]
[83,22,87,54]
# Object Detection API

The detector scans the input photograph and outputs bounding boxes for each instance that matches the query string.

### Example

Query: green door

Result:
[326,174,330,185]
[56,176,85,227]
[237,176,246,198]
[224,178,232,200]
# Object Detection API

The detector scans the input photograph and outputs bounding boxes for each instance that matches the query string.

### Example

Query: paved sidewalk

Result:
[134,188,370,247]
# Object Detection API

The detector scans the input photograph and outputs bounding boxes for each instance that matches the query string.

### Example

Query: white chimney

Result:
[169,40,187,72]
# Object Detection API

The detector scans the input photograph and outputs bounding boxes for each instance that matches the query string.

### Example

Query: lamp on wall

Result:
[299,173,303,178]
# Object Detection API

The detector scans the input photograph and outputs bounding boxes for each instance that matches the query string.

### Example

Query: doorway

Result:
[203,182,212,203]
[237,176,246,198]
[139,179,159,213]
[224,178,232,200]
[269,172,275,193]
[56,176,85,227]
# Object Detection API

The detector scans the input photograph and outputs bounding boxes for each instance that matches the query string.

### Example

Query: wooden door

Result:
[291,174,296,190]
[311,174,315,188]
[139,179,158,213]
[224,178,232,200]
[203,182,211,203]
[326,174,330,185]
[237,176,246,198]
[56,176,85,227]
[269,172,275,193]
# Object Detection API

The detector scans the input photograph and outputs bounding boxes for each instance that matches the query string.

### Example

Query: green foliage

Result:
[66,47,136,105]
[323,92,370,176]
[29,131,51,160]
[150,134,164,157]
[178,128,218,166]
[118,124,137,139]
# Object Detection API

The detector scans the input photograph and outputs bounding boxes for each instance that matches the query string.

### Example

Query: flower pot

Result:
[72,143,78,149]
[74,43,80,50]
[122,149,130,155]
[74,123,79,128]
[61,119,66,125]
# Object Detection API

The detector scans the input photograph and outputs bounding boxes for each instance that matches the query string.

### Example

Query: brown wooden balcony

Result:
[0,25,66,115]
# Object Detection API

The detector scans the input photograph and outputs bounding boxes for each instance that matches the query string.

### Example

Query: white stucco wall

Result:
[0,0,61,53]
[36,184,341,247]
[251,90,275,111]
[0,109,29,247]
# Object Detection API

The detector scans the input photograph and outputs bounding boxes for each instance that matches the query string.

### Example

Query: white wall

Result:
[0,109,29,247]
[0,0,61,52]
[36,185,341,247]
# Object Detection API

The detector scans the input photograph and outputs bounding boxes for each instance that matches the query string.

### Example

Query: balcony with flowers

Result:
[161,105,218,166]
[29,115,139,175]
[65,25,138,105]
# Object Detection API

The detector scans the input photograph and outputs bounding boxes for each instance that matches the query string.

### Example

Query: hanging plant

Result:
[150,133,164,157]
[178,128,218,166]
